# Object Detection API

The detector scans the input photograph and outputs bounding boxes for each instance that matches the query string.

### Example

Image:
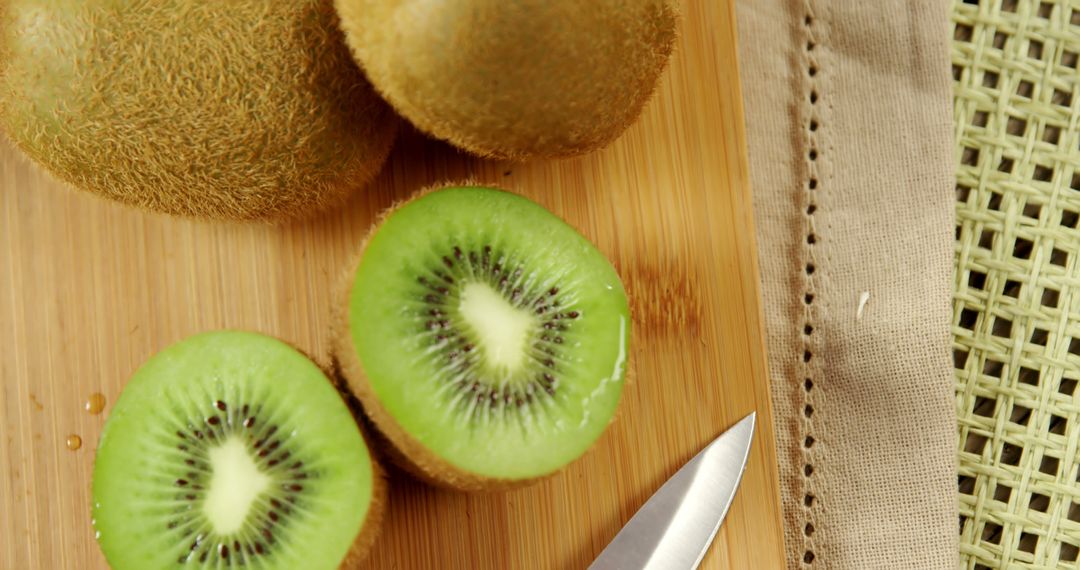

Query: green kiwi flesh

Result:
[92,331,383,569]
[334,0,678,159]
[0,0,397,221]
[336,186,630,487]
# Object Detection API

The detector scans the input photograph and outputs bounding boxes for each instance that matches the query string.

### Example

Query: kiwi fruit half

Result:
[92,331,384,569]
[333,186,631,490]
[0,0,398,221]
[334,0,678,159]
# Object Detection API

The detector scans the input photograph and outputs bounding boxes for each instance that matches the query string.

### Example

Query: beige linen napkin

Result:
[736,0,958,567]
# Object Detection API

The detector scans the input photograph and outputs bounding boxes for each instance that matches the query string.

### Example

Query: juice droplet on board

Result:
[85,393,106,415]
[66,434,82,451]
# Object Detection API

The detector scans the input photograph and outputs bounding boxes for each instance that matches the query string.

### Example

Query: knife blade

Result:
[589,412,757,570]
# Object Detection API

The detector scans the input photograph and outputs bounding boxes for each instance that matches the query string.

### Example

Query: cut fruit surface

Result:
[92,331,382,569]
[337,186,630,487]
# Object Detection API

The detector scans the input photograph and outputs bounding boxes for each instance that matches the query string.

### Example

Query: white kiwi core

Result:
[458,281,537,374]
[202,436,271,534]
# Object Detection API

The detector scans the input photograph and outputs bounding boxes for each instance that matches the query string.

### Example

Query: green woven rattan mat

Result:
[953,0,1080,567]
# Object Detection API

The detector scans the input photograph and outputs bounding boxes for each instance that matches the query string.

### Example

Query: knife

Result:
[589,412,757,570]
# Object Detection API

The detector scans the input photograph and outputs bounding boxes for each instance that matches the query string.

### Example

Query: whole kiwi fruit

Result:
[0,0,398,221]
[334,0,678,160]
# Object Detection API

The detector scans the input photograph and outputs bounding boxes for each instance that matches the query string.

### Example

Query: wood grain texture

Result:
[0,0,785,567]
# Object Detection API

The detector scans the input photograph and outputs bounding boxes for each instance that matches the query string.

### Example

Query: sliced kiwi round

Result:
[0,0,398,221]
[92,331,383,569]
[333,0,677,159]
[333,186,631,490]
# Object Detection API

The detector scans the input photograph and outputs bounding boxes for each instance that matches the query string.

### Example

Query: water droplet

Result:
[66,435,82,451]
[85,393,106,415]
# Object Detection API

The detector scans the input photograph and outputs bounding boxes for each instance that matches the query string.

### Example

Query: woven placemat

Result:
[953,0,1080,567]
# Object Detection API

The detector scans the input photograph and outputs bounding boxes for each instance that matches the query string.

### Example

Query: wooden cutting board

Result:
[0,0,785,567]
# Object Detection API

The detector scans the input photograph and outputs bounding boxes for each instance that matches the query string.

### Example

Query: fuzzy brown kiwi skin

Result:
[334,0,679,160]
[0,0,398,221]
[330,183,634,492]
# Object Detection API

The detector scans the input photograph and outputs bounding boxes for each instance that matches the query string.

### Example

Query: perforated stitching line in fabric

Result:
[800,1,821,567]
[952,0,1080,567]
